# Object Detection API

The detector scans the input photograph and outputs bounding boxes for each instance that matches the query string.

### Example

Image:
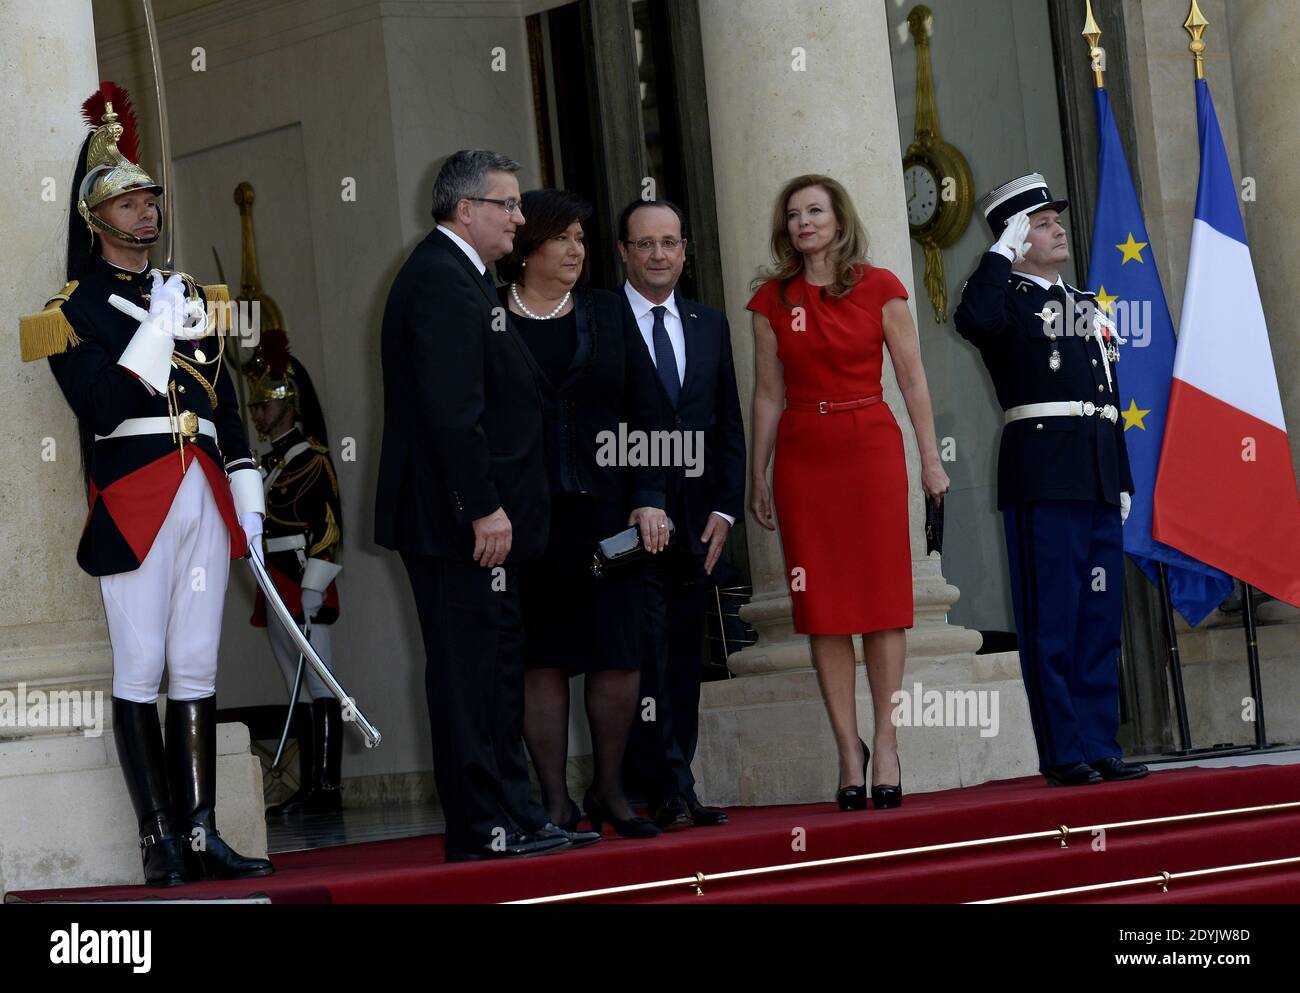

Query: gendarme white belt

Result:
[264,535,307,554]
[1004,401,1118,425]
[94,415,217,442]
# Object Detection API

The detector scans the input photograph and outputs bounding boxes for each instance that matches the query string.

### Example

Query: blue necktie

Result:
[651,305,680,406]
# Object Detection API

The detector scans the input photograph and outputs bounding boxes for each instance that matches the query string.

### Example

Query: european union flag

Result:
[1086,86,1232,625]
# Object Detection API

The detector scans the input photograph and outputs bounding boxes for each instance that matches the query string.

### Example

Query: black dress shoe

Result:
[685,797,729,827]
[1043,762,1104,787]
[584,790,661,839]
[532,821,601,850]
[551,823,602,849]
[1089,757,1150,781]
[652,795,694,831]
[835,739,869,812]
[555,799,583,833]
[446,830,571,862]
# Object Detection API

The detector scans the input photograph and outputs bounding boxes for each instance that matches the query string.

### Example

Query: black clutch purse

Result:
[591,518,675,579]
[925,496,944,556]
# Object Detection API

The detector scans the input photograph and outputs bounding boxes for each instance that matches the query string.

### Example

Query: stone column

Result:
[1227,0,1300,485]
[698,0,979,675]
[0,2,267,895]
[0,1,112,700]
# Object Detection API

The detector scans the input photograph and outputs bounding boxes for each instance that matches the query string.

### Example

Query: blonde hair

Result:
[751,174,871,307]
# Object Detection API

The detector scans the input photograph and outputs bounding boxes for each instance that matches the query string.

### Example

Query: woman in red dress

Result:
[747,174,949,811]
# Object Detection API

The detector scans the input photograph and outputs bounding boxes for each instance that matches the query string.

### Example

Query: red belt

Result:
[786,395,882,414]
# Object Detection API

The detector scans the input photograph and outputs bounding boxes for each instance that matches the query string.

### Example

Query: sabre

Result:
[141,0,174,269]
[270,617,309,771]
[246,545,382,748]
[136,1,377,748]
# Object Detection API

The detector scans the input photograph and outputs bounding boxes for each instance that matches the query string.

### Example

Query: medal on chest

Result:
[1034,305,1063,373]
[1092,308,1121,364]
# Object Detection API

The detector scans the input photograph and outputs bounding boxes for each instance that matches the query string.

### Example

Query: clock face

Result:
[905,163,940,228]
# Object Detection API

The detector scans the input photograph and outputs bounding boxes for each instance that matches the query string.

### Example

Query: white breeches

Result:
[267,614,335,702]
[101,458,231,703]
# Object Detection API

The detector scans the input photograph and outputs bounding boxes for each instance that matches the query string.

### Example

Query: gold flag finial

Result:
[1082,0,1104,88]
[1184,0,1209,80]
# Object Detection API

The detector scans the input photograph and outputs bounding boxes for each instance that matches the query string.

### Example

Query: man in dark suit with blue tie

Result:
[617,199,747,829]
[375,150,598,860]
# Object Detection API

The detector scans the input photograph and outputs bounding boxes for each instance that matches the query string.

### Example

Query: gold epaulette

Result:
[19,281,80,361]
[202,283,232,335]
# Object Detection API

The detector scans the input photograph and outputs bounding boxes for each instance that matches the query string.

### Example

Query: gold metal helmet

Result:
[244,328,298,406]
[75,83,163,246]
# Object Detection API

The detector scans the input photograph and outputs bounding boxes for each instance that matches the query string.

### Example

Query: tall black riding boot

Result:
[303,698,344,815]
[165,696,274,880]
[111,697,189,887]
[265,702,316,817]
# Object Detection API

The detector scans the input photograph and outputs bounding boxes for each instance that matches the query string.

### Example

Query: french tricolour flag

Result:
[1153,79,1300,607]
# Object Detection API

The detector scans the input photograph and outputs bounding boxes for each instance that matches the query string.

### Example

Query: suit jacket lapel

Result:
[559,287,595,389]
[432,228,499,309]
[676,290,699,402]
[431,229,547,383]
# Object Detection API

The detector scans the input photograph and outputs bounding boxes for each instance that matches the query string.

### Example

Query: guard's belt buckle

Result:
[178,411,200,439]
[818,401,828,414]
[1083,401,1096,416]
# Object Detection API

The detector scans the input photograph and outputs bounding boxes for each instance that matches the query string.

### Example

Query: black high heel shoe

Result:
[556,798,583,833]
[583,790,661,839]
[835,739,869,812]
[872,752,903,809]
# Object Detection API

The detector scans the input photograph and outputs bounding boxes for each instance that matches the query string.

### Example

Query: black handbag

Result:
[925,496,944,556]
[591,517,675,579]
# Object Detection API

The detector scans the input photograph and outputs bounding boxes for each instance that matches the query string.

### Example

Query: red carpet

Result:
[10,764,1299,904]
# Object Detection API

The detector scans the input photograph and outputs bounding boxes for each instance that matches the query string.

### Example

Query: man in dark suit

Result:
[375,150,598,860]
[954,172,1147,788]
[618,199,747,830]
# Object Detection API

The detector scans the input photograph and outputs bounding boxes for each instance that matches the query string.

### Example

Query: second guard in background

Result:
[953,173,1147,788]
[232,182,346,816]
[244,331,345,816]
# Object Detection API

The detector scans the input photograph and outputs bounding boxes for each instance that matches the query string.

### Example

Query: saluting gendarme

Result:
[953,172,1146,788]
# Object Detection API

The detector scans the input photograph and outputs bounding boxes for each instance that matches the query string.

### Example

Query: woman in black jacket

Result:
[497,189,669,838]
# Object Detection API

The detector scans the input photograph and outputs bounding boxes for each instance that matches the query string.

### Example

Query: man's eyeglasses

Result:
[623,238,685,254]
[467,197,521,214]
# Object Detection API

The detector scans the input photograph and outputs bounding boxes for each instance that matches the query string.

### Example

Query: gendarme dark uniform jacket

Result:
[250,425,342,627]
[953,252,1135,510]
[40,256,253,576]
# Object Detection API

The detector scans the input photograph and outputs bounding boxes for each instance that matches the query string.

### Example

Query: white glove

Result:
[992,210,1032,264]
[110,271,208,340]
[112,272,210,392]
[240,512,264,554]
[1120,491,1131,524]
[300,588,324,622]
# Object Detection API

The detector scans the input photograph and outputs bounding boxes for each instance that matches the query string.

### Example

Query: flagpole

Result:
[1156,564,1194,754]
[1181,0,1270,754]
[1083,0,1206,756]
[1242,585,1269,748]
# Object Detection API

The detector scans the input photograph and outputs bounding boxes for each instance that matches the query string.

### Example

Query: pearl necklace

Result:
[511,283,570,320]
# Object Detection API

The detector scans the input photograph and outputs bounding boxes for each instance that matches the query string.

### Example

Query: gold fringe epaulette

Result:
[202,283,232,334]
[19,281,80,361]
